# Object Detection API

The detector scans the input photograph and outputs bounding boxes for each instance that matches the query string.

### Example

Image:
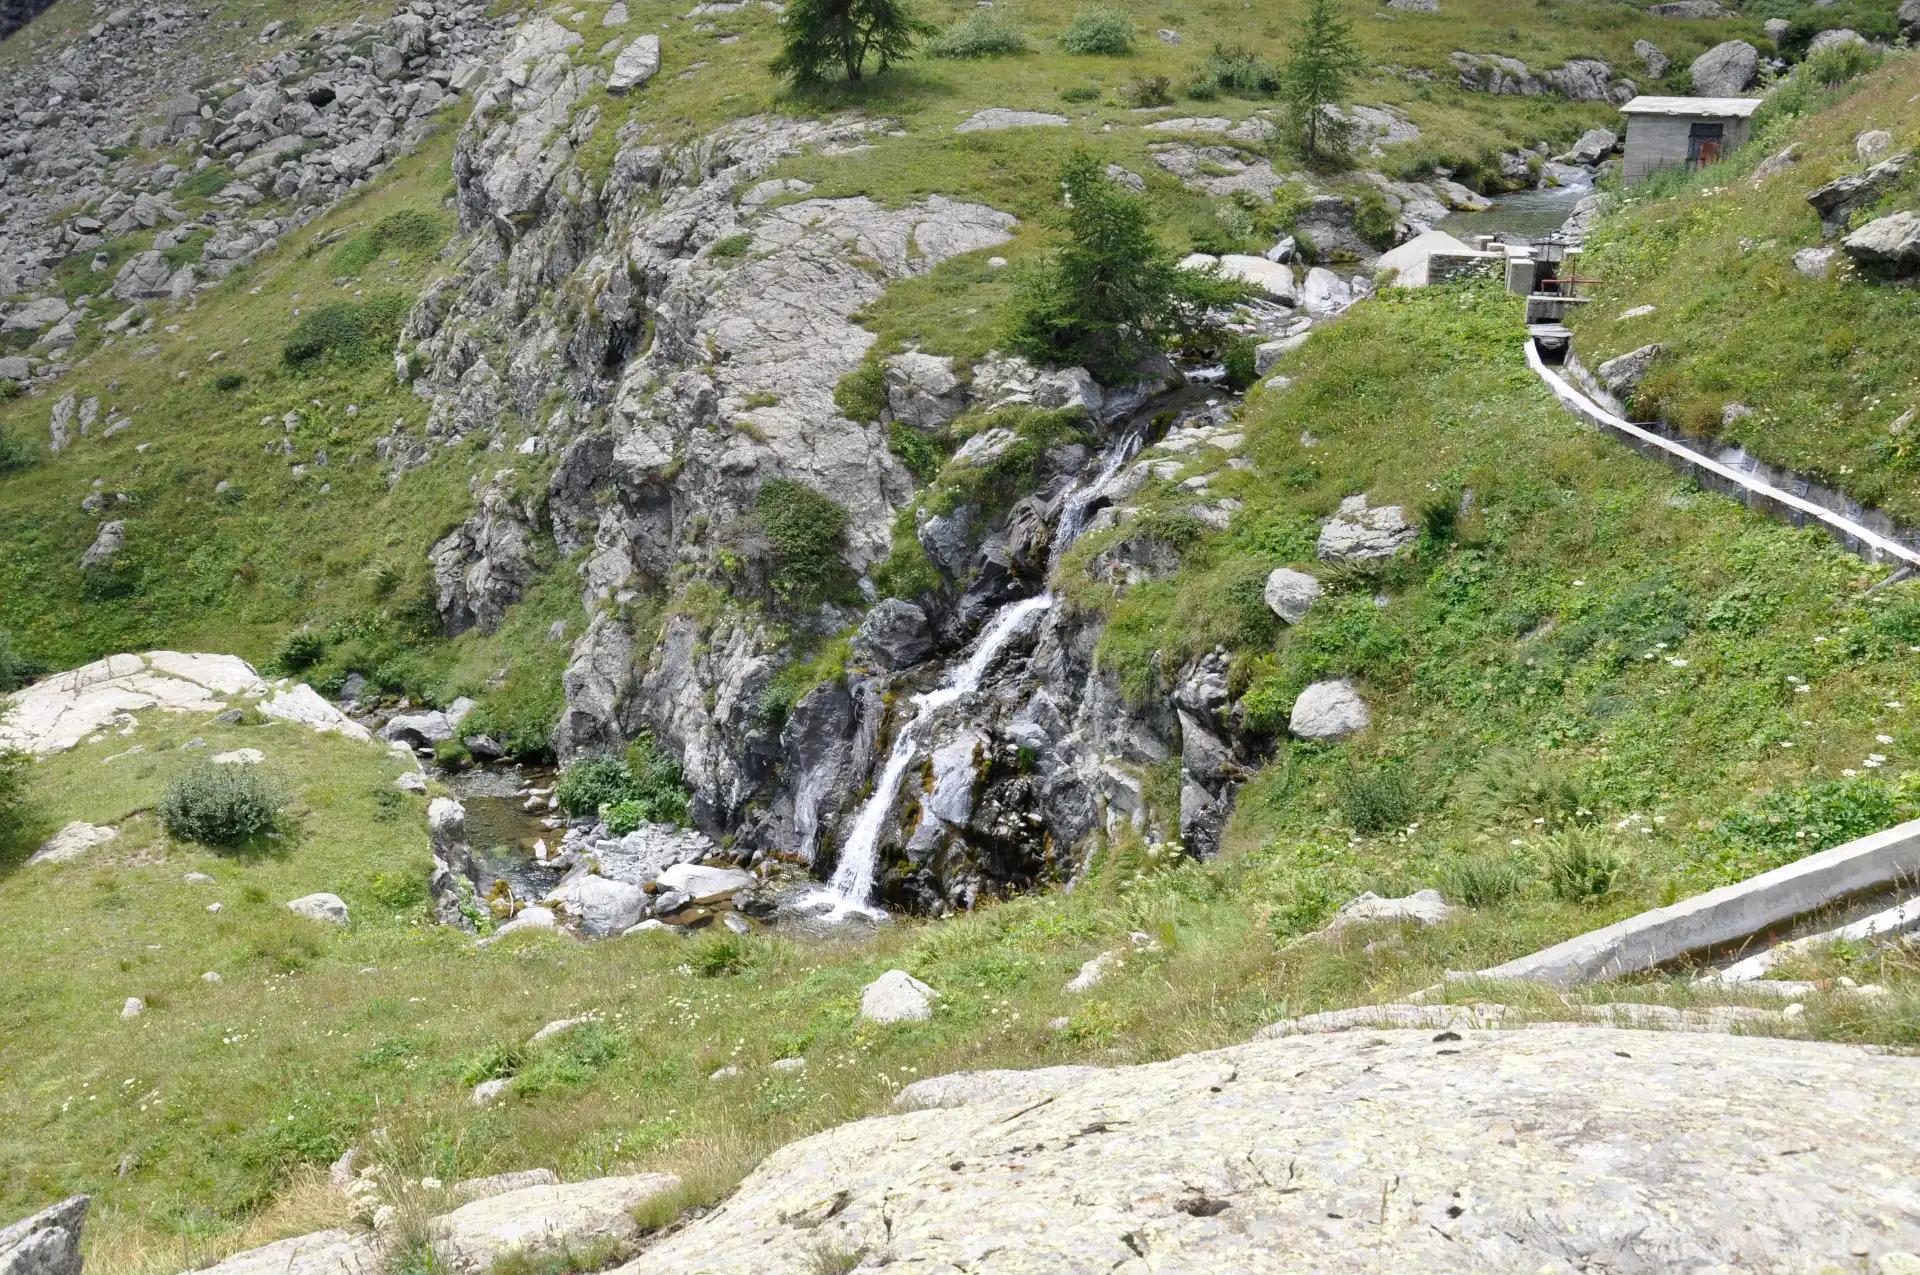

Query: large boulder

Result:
[860,970,939,1023]
[1633,38,1670,78]
[1688,41,1757,97]
[1316,496,1416,562]
[613,1026,1920,1272]
[607,34,660,92]
[1596,342,1664,400]
[546,874,647,936]
[1559,128,1619,166]
[0,1196,88,1275]
[1843,212,1920,272]
[884,352,966,429]
[432,1175,681,1272]
[1449,51,1542,95]
[173,1229,379,1275]
[112,251,174,301]
[852,599,935,670]
[79,520,125,570]
[1324,889,1454,933]
[1301,267,1356,318]
[1289,678,1370,740]
[287,893,350,926]
[1808,27,1866,53]
[1262,568,1321,625]
[654,862,755,903]
[1808,153,1913,230]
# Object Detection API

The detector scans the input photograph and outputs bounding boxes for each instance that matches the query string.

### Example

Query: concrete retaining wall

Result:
[1527,340,1920,568]
[1478,817,1920,984]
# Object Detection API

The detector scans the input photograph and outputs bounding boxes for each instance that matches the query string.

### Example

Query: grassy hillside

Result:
[9,279,1920,1273]
[5,1,1920,1270]
[1571,51,1920,521]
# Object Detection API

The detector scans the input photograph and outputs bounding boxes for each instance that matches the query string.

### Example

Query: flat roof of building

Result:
[1618,95,1763,118]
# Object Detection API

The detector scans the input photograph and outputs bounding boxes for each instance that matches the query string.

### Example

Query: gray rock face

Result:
[606,34,659,93]
[0,1196,87,1275]
[430,480,541,637]
[1688,41,1758,97]
[1809,26,1866,53]
[1560,127,1619,165]
[176,1229,378,1275]
[79,520,125,570]
[1325,889,1454,932]
[1317,496,1415,562]
[1541,58,1625,104]
[1902,0,1920,38]
[1634,38,1670,77]
[611,1027,1920,1273]
[434,1176,680,1272]
[1808,153,1913,230]
[954,108,1068,132]
[884,352,965,429]
[1648,0,1728,14]
[546,873,647,936]
[1262,568,1321,625]
[1597,342,1664,400]
[27,822,118,866]
[852,599,935,670]
[1289,678,1369,740]
[1450,51,1542,95]
[1844,212,1920,271]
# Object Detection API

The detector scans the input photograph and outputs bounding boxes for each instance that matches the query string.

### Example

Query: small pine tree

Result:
[770,0,933,85]
[1280,0,1366,166]
[1010,151,1250,383]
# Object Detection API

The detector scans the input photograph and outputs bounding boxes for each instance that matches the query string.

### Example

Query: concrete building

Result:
[1619,96,1761,184]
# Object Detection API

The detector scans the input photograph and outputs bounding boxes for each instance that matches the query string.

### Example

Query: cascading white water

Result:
[812,426,1147,917]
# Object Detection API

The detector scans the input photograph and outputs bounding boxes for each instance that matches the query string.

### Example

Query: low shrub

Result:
[833,360,887,423]
[710,233,753,260]
[1338,764,1419,834]
[1187,43,1278,99]
[329,209,445,277]
[1221,334,1260,391]
[211,371,246,392]
[1119,73,1172,107]
[757,478,852,605]
[0,423,35,475]
[268,629,326,674]
[177,165,233,199]
[282,293,410,368]
[1059,84,1101,103]
[159,764,287,846]
[1058,4,1133,54]
[554,737,691,826]
[888,421,943,483]
[0,630,44,692]
[1542,827,1624,903]
[689,931,750,977]
[0,748,27,844]
[1437,850,1529,906]
[926,13,1027,57]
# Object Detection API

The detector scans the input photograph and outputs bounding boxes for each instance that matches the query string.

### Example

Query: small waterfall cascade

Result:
[812,425,1147,916]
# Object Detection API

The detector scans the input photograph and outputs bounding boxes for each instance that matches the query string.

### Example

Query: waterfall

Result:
[810,425,1148,917]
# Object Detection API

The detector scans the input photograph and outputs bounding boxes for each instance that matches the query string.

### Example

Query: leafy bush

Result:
[1221,335,1260,391]
[1188,43,1279,98]
[927,13,1027,57]
[329,209,445,277]
[1543,827,1624,903]
[758,478,852,605]
[159,764,287,846]
[1058,4,1133,54]
[1438,851,1529,906]
[888,421,943,483]
[1119,73,1172,107]
[1705,776,1902,876]
[1351,187,1398,250]
[769,0,933,84]
[1338,764,1419,834]
[834,360,888,422]
[0,749,28,844]
[0,630,45,692]
[1059,84,1101,103]
[554,736,690,826]
[516,1021,628,1094]
[211,371,247,392]
[269,629,326,674]
[689,931,750,977]
[0,423,35,475]
[282,293,410,368]
[1011,151,1251,381]
[462,675,564,759]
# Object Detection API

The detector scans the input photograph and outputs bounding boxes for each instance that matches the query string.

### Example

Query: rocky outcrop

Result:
[611,1026,1920,1273]
[1451,53,1635,103]
[1688,40,1758,97]
[1844,211,1920,272]
[429,477,542,636]
[0,1196,87,1275]
[1316,496,1416,562]
[1808,153,1913,232]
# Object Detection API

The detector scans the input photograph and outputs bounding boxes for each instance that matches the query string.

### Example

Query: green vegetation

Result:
[1280,0,1366,165]
[926,12,1026,59]
[1571,54,1920,522]
[769,0,933,84]
[1057,4,1133,56]
[0,421,32,476]
[0,629,42,692]
[0,748,25,844]
[157,764,288,848]
[328,210,447,277]
[282,294,412,369]
[554,737,691,828]
[755,478,852,605]
[1187,43,1279,101]
[1011,151,1248,381]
